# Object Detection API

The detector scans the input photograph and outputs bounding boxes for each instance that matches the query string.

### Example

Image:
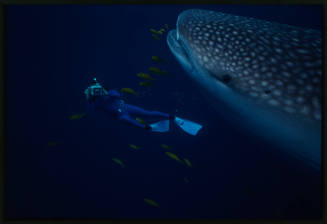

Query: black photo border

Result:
[0,0,325,224]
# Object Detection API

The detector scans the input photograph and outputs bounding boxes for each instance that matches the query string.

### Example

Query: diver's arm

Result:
[107,90,121,98]
[101,89,121,102]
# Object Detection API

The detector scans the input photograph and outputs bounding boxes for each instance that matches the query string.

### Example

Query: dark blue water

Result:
[5,5,322,219]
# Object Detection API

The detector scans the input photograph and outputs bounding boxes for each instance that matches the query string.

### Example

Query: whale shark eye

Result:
[206,68,232,85]
[221,74,232,83]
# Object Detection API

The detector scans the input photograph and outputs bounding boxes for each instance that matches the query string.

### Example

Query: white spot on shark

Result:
[275,48,283,53]
[282,72,291,77]
[300,105,310,115]
[296,97,304,103]
[273,90,282,96]
[249,79,255,84]
[313,111,321,120]
[312,97,320,109]
[306,85,313,91]
[268,99,279,106]
[284,107,296,114]
[276,80,284,86]
[297,49,309,54]
[261,81,268,86]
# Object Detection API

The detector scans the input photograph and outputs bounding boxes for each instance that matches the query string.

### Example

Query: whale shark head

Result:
[167,9,322,169]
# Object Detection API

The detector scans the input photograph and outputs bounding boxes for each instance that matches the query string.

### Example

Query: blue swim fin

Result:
[174,117,203,136]
[150,120,170,132]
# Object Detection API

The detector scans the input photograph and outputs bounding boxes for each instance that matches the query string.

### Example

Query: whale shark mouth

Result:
[167,29,193,72]
[167,29,225,84]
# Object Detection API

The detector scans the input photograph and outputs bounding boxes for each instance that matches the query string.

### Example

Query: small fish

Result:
[139,81,153,87]
[129,144,141,150]
[150,28,165,35]
[184,177,190,183]
[112,158,125,168]
[151,56,163,63]
[164,24,169,29]
[47,141,60,147]
[150,28,159,34]
[136,117,147,125]
[148,66,161,74]
[165,152,183,164]
[183,158,192,167]
[152,34,159,40]
[157,29,165,35]
[121,88,138,95]
[160,144,172,150]
[137,72,154,80]
[144,198,160,208]
[69,113,86,120]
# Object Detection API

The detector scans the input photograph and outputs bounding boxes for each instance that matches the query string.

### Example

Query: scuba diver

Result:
[84,78,203,135]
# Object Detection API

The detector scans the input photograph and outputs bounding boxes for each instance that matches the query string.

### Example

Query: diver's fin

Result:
[150,120,170,132]
[174,117,202,136]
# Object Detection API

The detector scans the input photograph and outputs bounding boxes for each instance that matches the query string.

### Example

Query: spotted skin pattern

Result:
[174,9,322,123]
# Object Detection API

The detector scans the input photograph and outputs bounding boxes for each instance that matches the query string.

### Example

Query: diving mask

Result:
[84,78,108,100]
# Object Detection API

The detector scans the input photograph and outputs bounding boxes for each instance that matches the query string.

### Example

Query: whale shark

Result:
[167,9,322,170]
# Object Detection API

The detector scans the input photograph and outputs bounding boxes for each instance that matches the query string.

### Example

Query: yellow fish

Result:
[165,152,183,164]
[47,141,60,147]
[152,34,159,40]
[139,81,153,87]
[137,72,154,80]
[136,117,147,125]
[121,88,138,95]
[150,28,165,35]
[151,56,163,63]
[165,24,169,29]
[160,144,172,150]
[148,66,161,74]
[69,113,86,120]
[129,144,140,150]
[150,28,159,34]
[183,158,192,167]
[184,177,190,183]
[144,198,160,208]
[112,158,125,168]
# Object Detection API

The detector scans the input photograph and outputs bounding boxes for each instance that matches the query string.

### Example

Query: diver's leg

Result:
[119,114,151,130]
[124,104,170,119]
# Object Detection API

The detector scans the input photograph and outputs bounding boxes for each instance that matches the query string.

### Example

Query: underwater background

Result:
[5,4,322,219]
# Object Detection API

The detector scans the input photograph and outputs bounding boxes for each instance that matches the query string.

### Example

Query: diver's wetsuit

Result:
[87,89,170,129]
